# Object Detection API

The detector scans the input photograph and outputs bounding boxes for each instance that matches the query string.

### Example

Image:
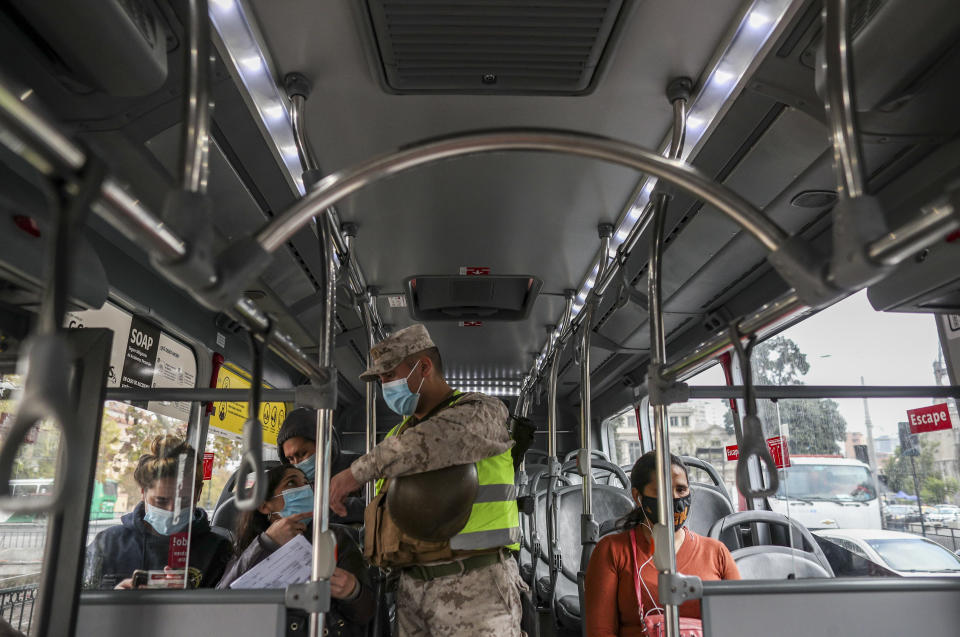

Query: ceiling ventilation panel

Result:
[364,0,627,94]
[405,275,542,321]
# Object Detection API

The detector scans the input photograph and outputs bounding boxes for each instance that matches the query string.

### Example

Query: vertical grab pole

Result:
[181,0,211,194]
[362,302,377,506]
[823,0,865,200]
[649,80,689,637]
[576,226,612,636]
[309,214,337,637]
[545,294,574,613]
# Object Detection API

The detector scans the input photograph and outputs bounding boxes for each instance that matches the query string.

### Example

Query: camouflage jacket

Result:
[350,392,512,484]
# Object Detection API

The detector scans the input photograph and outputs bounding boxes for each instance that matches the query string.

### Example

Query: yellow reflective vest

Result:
[375,391,520,551]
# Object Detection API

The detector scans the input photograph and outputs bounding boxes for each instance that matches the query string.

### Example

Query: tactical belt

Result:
[401,550,505,581]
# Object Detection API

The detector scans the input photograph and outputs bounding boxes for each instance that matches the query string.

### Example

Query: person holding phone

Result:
[217,465,375,637]
[84,435,233,590]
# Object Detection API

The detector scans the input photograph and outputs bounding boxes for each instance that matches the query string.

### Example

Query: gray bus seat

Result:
[681,456,731,504]
[212,495,240,538]
[709,511,834,577]
[686,484,734,536]
[731,545,833,580]
[551,484,634,629]
[559,458,630,489]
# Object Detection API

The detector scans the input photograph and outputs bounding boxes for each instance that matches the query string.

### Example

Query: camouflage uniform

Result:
[351,324,526,637]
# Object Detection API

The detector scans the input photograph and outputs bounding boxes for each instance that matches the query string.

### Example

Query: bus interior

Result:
[0,0,959,636]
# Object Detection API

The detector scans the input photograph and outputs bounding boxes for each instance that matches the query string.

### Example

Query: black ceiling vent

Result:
[405,275,542,321]
[364,0,627,95]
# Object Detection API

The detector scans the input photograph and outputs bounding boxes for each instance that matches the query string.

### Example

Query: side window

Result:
[603,407,641,468]
[205,363,290,519]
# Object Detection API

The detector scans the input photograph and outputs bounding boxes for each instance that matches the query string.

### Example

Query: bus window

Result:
[745,290,956,577]
[204,362,288,521]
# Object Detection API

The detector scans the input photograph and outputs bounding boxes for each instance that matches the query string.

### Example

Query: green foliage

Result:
[883,439,958,503]
[722,336,846,454]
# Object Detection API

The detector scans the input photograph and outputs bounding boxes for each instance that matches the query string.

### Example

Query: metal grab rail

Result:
[0,157,106,515]
[822,0,865,200]
[234,330,268,511]
[256,130,788,254]
[0,76,329,386]
[647,89,689,637]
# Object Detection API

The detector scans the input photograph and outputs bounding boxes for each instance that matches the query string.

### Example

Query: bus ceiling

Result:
[0,0,958,412]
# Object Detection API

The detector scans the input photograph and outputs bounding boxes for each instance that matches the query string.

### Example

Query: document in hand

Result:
[230,535,314,589]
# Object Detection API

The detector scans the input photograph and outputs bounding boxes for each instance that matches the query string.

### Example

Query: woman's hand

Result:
[114,578,134,590]
[329,567,358,600]
[264,511,312,545]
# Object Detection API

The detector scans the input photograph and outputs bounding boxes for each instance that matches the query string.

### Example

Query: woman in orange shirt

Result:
[585,451,740,637]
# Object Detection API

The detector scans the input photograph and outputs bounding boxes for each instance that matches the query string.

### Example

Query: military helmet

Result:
[386,463,478,542]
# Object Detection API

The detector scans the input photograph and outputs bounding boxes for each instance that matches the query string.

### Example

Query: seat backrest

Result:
[687,485,734,536]
[212,495,240,537]
[555,485,635,582]
[709,510,834,576]
[731,545,832,580]
[681,456,730,502]
[213,460,282,513]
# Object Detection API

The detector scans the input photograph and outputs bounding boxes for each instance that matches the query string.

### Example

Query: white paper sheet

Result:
[230,534,313,589]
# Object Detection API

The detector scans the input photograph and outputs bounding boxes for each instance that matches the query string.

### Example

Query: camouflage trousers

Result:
[396,552,526,637]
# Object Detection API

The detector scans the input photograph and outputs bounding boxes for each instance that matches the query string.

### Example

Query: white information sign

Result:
[65,302,197,421]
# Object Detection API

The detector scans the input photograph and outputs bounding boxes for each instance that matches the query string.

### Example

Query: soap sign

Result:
[907,403,953,434]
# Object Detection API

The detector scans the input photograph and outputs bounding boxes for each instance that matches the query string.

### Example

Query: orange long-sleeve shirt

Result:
[584,527,740,637]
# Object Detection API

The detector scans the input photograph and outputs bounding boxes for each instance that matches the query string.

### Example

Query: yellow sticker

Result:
[209,364,287,446]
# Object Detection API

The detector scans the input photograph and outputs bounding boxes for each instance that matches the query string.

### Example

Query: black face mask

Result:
[640,493,692,529]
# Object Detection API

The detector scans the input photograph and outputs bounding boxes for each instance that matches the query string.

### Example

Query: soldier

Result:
[328,324,526,636]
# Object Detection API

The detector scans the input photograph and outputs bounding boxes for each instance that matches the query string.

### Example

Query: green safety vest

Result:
[375,391,521,551]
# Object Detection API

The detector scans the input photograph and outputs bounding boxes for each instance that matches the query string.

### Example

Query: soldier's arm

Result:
[350,394,511,484]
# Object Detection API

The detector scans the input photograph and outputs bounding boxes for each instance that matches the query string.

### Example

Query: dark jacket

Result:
[84,502,232,590]
[217,525,375,637]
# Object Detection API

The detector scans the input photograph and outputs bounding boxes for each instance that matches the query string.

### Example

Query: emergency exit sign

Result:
[907,403,953,434]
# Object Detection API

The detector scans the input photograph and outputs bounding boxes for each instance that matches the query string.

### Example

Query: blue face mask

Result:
[144,502,190,536]
[382,360,424,417]
[277,485,314,518]
[294,454,316,482]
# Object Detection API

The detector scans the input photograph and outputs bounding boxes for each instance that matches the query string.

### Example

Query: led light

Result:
[240,55,263,72]
[711,69,736,87]
[747,10,771,29]
[262,102,285,121]
[686,115,706,132]
[211,0,235,10]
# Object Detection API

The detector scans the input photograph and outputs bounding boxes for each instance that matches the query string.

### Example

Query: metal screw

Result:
[916,249,929,263]
[482,73,497,84]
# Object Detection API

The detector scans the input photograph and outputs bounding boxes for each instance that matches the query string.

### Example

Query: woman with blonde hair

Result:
[84,435,232,589]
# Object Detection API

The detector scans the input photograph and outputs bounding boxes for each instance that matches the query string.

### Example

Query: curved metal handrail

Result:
[256,130,789,255]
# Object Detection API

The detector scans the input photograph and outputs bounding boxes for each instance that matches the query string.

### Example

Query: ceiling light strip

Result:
[209,0,305,195]
[540,0,804,369]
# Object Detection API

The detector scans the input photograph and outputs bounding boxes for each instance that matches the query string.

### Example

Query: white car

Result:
[925,505,960,525]
[813,529,960,577]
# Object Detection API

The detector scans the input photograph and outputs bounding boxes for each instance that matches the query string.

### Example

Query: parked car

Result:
[813,529,960,577]
[925,505,960,526]
[884,504,923,525]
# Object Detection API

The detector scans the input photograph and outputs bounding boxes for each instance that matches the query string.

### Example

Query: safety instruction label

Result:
[65,302,196,421]
[460,266,490,275]
[907,403,953,434]
[208,364,287,446]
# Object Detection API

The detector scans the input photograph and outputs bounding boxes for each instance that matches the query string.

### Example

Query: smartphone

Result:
[131,569,187,589]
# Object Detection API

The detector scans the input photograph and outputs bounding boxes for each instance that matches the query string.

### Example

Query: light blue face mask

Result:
[294,454,316,482]
[144,502,190,536]
[381,360,424,417]
[276,484,314,518]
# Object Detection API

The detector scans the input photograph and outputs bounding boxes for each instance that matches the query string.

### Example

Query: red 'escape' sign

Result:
[907,403,953,434]
[725,436,791,468]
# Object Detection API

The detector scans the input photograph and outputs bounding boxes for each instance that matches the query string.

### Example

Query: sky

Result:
[688,290,946,439]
